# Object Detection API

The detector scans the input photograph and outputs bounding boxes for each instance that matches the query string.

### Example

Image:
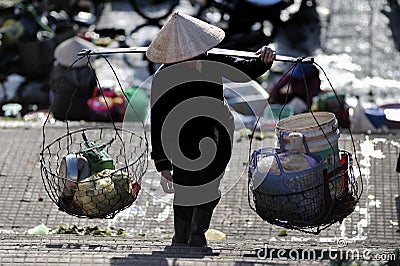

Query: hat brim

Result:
[146,12,225,64]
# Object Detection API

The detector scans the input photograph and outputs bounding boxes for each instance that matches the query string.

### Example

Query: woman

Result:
[147,12,275,247]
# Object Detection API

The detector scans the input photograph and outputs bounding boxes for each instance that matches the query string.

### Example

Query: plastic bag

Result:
[87,87,125,122]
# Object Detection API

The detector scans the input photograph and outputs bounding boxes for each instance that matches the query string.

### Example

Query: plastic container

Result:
[124,87,149,122]
[80,132,115,174]
[364,107,386,129]
[58,154,90,199]
[249,132,325,224]
[276,112,340,174]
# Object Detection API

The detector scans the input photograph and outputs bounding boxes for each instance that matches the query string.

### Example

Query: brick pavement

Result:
[1,0,400,264]
[0,122,399,265]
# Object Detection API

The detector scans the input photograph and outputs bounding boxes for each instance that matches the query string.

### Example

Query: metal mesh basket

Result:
[249,147,325,226]
[40,126,148,218]
[249,149,358,233]
[319,150,358,226]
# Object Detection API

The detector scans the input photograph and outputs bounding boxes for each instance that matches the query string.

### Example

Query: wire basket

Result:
[249,149,358,234]
[40,126,148,218]
[249,138,326,226]
[247,60,363,234]
[319,150,358,226]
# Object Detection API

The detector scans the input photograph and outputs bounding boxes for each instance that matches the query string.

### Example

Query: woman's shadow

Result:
[110,245,218,265]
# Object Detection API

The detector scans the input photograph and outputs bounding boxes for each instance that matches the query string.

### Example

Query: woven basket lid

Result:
[146,12,225,64]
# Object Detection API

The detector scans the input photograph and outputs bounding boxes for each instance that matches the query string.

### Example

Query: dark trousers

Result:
[172,197,220,246]
[173,198,220,224]
[170,113,233,245]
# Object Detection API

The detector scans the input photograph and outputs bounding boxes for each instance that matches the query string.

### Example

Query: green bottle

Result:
[80,132,115,175]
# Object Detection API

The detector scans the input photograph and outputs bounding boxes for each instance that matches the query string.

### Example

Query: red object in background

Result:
[268,64,321,107]
[87,87,125,122]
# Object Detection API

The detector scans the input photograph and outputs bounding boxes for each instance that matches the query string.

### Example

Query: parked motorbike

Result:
[138,0,299,74]
[129,0,179,22]
[0,0,79,115]
[198,0,295,40]
[49,0,104,26]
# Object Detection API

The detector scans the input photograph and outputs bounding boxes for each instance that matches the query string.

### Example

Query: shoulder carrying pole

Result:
[77,47,314,64]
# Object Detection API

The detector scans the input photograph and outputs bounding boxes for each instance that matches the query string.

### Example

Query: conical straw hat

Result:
[146,12,225,64]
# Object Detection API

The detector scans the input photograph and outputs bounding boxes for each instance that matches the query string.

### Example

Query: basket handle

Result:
[249,149,261,174]
[249,147,278,172]
[279,131,312,155]
[249,148,287,175]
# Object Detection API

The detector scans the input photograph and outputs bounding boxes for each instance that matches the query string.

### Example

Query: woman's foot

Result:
[188,233,209,247]
[171,235,188,246]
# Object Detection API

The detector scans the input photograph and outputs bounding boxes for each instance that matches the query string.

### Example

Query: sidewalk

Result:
[0,0,400,265]
[0,123,399,265]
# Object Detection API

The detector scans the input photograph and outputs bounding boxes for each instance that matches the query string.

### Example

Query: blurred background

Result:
[0,0,399,132]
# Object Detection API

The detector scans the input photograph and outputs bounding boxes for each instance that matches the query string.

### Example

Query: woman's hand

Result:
[160,170,174,193]
[256,46,276,64]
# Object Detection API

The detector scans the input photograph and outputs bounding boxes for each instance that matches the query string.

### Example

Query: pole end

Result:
[299,57,314,64]
[77,49,91,56]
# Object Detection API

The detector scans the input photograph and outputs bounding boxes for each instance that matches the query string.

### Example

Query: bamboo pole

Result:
[77,47,314,64]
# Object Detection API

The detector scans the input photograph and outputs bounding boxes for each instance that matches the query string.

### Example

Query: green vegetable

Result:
[278,230,287,237]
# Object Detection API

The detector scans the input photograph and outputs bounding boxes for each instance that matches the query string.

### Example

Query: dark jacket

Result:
[150,53,271,183]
